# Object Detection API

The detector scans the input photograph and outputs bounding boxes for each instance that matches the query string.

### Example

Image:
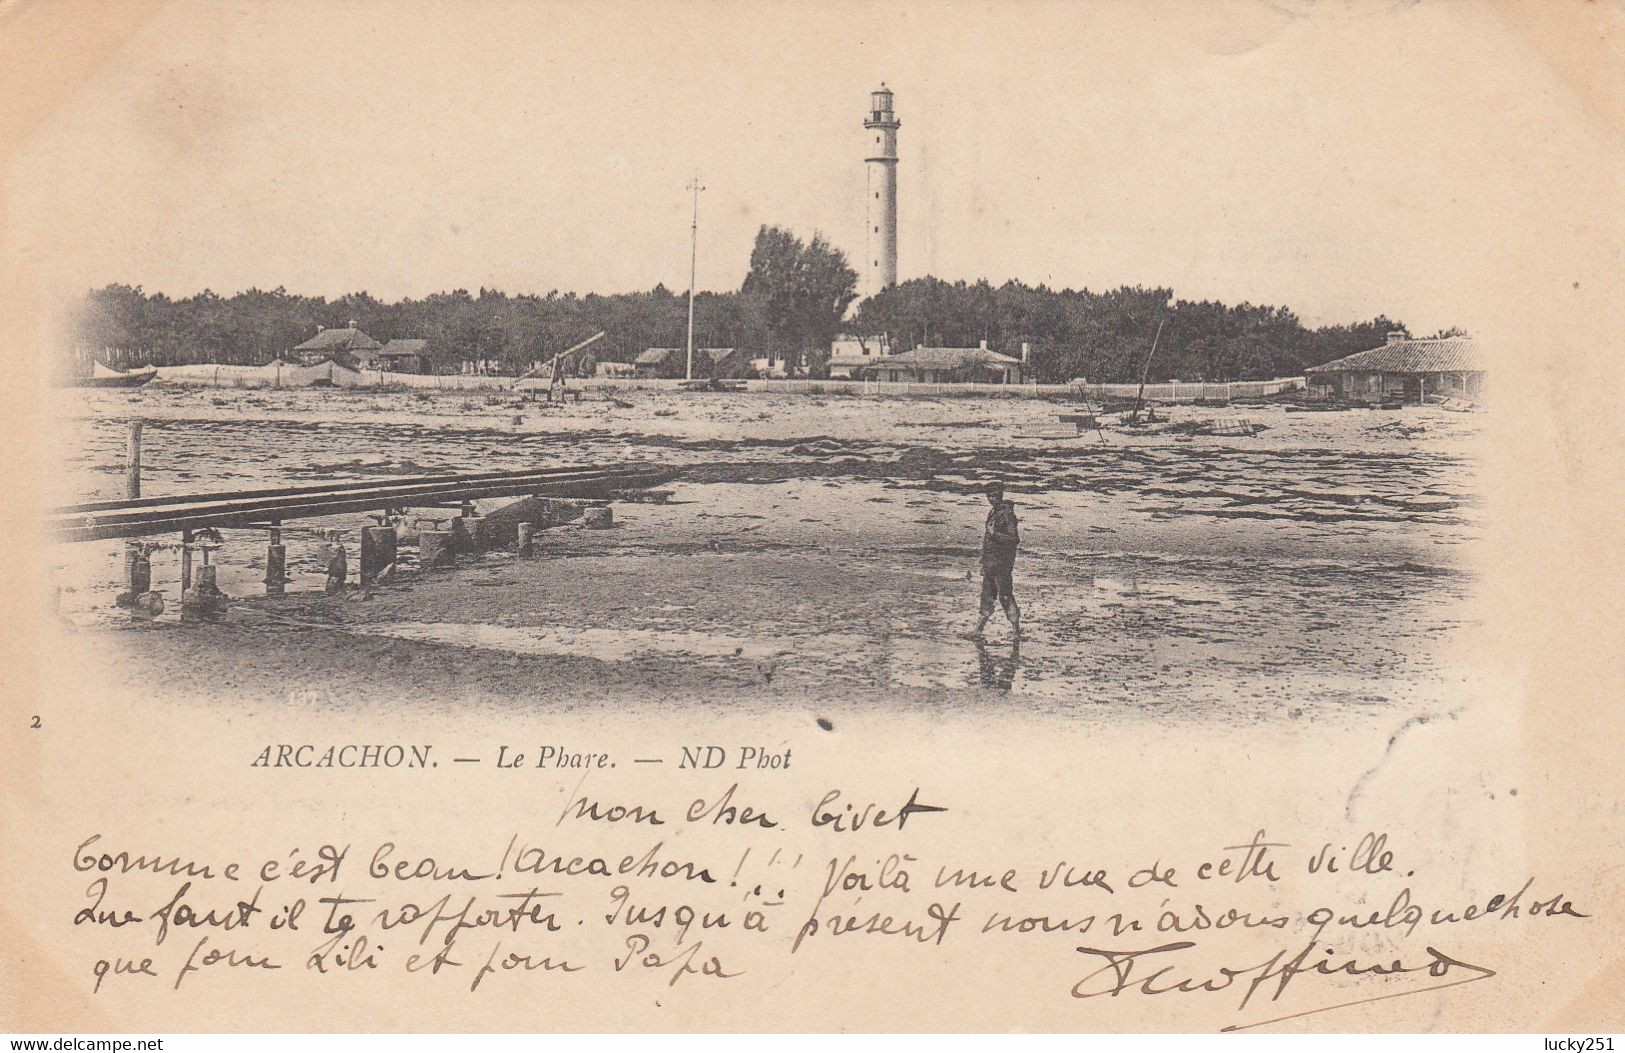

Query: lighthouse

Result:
[864,84,900,297]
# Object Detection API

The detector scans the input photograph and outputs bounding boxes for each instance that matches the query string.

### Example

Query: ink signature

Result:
[1072,938,1496,1032]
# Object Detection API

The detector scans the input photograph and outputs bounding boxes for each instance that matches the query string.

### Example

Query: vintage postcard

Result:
[2,0,1622,1036]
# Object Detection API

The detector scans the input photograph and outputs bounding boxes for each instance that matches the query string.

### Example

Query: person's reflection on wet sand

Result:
[975,635,1020,692]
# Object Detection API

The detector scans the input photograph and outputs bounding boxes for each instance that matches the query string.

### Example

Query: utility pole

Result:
[685,176,705,381]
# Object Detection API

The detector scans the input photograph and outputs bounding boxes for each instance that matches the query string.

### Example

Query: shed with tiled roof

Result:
[1306,333,1484,403]
[291,325,383,367]
[864,341,1025,384]
[634,347,677,377]
[377,338,428,374]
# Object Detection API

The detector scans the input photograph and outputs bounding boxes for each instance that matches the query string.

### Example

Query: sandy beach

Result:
[50,384,1483,724]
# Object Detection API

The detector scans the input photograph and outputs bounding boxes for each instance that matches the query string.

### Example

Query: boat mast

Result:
[685,176,704,382]
[1134,319,1165,415]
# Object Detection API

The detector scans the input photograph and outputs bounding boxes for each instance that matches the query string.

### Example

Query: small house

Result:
[864,341,1024,384]
[635,347,677,378]
[377,338,427,374]
[596,361,636,378]
[1306,333,1484,404]
[750,355,789,378]
[827,332,891,379]
[696,347,748,379]
[291,325,382,368]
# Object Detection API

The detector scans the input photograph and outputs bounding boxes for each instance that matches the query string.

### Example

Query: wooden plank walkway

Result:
[49,464,676,544]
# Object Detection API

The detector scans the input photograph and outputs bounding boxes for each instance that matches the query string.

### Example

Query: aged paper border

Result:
[2,0,1623,1033]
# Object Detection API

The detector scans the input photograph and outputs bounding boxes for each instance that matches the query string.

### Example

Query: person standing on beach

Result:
[969,481,1021,637]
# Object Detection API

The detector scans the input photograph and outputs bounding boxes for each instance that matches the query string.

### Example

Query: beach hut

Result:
[634,348,677,378]
[291,325,383,368]
[377,339,427,374]
[863,341,1024,384]
[696,347,748,379]
[1305,333,1484,404]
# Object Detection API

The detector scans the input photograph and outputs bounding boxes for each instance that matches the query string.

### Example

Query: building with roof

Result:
[634,346,746,379]
[750,354,788,378]
[291,325,382,367]
[695,346,748,379]
[863,341,1025,384]
[827,332,891,379]
[376,338,427,374]
[1305,332,1484,404]
[634,348,677,378]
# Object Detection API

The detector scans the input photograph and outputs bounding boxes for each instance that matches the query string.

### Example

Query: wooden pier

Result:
[50,464,674,544]
[53,419,682,617]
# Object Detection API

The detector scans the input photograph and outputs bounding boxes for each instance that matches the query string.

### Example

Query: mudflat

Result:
[52,385,1481,722]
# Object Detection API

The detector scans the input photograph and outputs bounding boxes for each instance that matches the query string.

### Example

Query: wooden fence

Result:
[1070,378,1306,401]
[148,366,1306,401]
[756,377,1306,399]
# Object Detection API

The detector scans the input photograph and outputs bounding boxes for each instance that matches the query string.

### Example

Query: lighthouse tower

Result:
[864,84,900,297]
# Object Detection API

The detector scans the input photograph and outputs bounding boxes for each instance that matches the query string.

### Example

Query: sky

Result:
[4,0,1623,334]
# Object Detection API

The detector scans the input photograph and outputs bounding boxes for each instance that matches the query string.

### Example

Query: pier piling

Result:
[121,423,146,600]
[182,564,228,621]
[324,542,348,593]
[419,529,454,568]
[126,420,142,500]
[450,514,480,555]
[265,523,285,596]
[179,528,194,594]
[361,526,397,585]
[117,545,152,608]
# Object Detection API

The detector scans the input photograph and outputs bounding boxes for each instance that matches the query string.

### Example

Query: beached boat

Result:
[1113,418,1177,435]
[1174,417,1267,437]
[678,378,747,392]
[61,363,159,389]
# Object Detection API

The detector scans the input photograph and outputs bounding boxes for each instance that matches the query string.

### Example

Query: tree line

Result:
[67,283,771,376]
[852,279,1449,383]
[67,224,1454,382]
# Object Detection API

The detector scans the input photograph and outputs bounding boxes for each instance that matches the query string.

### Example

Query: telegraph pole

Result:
[685,176,705,381]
